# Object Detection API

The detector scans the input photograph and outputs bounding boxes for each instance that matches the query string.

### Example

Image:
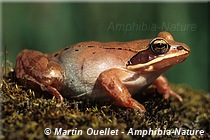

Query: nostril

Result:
[177,46,184,50]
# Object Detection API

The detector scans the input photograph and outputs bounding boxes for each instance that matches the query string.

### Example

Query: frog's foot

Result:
[97,69,146,113]
[17,75,64,106]
[34,82,64,106]
[47,86,64,107]
[153,75,183,102]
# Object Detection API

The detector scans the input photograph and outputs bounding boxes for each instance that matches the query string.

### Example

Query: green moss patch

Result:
[1,73,210,139]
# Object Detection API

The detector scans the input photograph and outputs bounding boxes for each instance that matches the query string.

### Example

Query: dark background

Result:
[2,3,209,92]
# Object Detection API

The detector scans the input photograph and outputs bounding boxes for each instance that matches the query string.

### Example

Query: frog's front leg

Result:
[97,69,146,113]
[153,75,183,102]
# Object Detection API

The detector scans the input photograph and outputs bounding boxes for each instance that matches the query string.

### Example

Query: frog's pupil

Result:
[154,43,167,53]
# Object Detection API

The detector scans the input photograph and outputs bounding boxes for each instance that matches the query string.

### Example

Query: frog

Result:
[15,32,190,113]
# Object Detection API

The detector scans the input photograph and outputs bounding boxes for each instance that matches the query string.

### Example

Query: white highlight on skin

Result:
[49,70,62,80]
[50,70,56,77]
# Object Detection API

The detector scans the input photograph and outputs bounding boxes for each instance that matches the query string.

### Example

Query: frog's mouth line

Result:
[125,51,189,72]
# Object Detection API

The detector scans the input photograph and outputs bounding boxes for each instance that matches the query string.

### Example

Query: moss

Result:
[1,72,210,140]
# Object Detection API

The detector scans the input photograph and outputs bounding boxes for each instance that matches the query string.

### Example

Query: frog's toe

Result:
[161,89,183,102]
[168,90,183,102]
[115,98,146,113]
[47,86,64,105]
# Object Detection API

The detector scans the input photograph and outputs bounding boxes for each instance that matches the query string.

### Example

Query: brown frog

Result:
[15,32,190,113]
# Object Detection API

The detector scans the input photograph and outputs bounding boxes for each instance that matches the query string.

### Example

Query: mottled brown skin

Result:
[15,32,190,113]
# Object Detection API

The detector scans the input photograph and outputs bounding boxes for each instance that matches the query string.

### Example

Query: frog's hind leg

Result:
[97,69,146,113]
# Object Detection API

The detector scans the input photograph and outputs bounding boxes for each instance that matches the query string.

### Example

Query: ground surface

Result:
[1,74,210,140]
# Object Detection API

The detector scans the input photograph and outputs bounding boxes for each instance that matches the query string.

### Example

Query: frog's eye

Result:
[149,38,169,55]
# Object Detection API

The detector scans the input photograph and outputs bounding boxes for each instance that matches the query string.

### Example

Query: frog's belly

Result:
[60,65,119,100]
[57,47,130,100]
[59,61,98,99]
